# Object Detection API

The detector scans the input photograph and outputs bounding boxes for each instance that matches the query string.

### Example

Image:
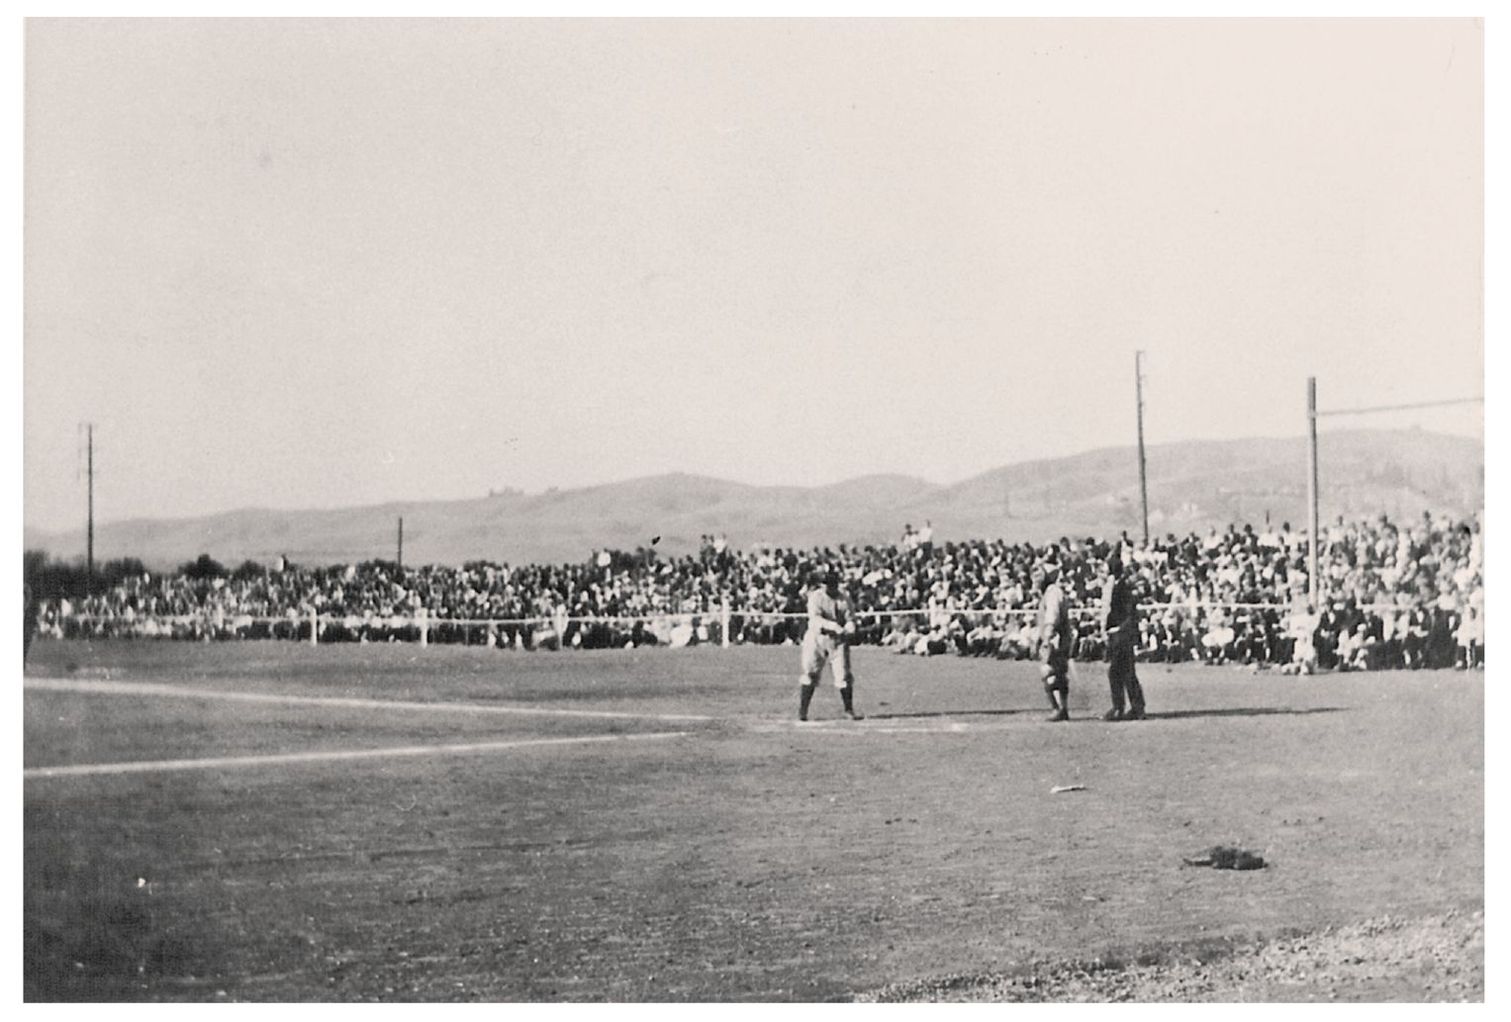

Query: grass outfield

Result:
[22,640,1483,1002]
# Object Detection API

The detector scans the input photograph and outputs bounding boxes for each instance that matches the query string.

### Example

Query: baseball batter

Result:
[798,571,864,722]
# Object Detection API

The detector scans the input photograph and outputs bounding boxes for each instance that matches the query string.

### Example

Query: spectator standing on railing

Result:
[797,571,863,722]
[917,520,934,559]
[1100,553,1146,722]
[899,524,917,555]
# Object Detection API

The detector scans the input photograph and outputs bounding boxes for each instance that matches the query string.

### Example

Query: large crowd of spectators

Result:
[34,511,1483,672]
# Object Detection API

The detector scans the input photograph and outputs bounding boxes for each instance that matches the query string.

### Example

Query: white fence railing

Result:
[44,599,1432,649]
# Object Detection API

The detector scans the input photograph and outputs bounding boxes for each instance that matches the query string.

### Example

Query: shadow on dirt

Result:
[866,709,1032,721]
[865,707,1345,722]
[1142,707,1345,720]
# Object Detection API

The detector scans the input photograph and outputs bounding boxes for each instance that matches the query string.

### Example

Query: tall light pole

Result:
[86,423,95,588]
[1307,377,1319,611]
[1135,351,1149,546]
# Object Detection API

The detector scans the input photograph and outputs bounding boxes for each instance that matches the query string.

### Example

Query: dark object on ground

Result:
[1184,845,1266,870]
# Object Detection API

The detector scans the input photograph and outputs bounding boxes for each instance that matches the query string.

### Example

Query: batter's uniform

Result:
[798,581,863,720]
[802,587,854,687]
[1038,579,1073,718]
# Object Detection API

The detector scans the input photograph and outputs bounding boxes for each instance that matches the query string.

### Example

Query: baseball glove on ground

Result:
[1183,844,1266,870]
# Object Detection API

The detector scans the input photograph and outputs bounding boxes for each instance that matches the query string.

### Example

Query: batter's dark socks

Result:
[840,685,862,719]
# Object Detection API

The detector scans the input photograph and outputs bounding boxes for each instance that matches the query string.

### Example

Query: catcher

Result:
[1033,558,1073,722]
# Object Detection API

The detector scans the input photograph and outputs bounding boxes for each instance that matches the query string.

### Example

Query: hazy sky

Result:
[23,18,1483,532]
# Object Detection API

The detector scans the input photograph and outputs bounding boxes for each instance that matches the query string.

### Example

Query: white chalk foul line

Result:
[24,730,691,780]
[24,677,714,723]
[785,723,977,735]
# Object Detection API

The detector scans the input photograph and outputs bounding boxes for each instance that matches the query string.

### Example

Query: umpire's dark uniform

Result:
[23,582,39,663]
[1102,559,1146,720]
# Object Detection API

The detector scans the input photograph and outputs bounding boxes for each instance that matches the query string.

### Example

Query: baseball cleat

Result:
[1102,708,1124,722]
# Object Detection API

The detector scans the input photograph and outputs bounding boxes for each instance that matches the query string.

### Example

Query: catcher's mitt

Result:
[1183,844,1266,870]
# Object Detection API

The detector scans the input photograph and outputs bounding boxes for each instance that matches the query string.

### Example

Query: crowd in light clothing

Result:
[35,511,1483,671]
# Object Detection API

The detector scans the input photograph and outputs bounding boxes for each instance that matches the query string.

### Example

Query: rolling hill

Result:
[23,430,1483,570]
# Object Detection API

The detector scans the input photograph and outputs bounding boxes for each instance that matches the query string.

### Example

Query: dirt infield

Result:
[864,910,1484,1001]
[22,640,1483,1001]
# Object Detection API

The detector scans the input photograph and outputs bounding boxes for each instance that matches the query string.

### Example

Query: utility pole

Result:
[397,516,404,571]
[1307,377,1320,611]
[86,423,95,589]
[1135,351,1149,546]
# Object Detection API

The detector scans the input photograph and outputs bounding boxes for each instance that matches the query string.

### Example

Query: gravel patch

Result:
[860,909,1483,1002]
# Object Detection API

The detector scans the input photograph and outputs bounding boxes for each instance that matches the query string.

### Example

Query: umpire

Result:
[1100,553,1147,721]
[23,581,40,664]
